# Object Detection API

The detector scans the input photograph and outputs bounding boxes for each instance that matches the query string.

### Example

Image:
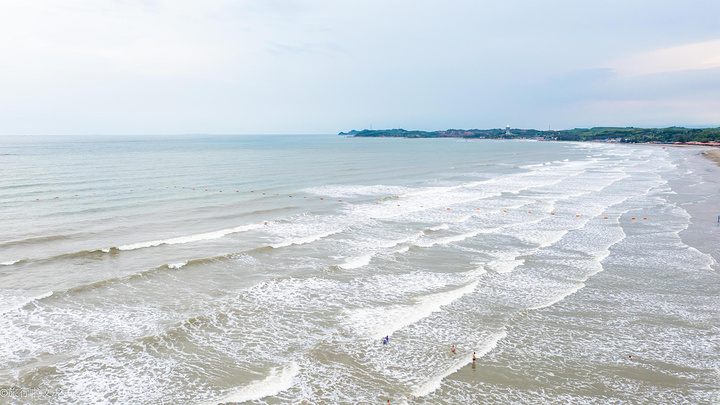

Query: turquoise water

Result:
[0,135,718,404]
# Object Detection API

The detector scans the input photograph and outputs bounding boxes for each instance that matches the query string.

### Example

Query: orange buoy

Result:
[447,208,450,210]
[339,199,342,202]
[376,202,379,204]
[55,196,59,199]
[250,190,254,192]
[604,216,608,219]
[576,214,580,217]
[551,212,555,215]
[476,208,480,210]
[289,195,292,197]
[75,194,78,196]
[503,210,507,212]
[397,204,400,206]
[36,198,39,200]
[631,217,636,220]
[643,217,647,220]
[528,211,532,214]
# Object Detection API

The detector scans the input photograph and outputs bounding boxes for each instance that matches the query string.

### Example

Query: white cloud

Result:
[609,39,720,77]
[1,1,719,134]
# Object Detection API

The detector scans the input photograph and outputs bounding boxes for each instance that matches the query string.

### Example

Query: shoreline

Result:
[675,147,720,270]
[701,148,720,166]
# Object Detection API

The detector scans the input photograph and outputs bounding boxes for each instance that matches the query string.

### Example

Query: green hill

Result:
[339,127,720,144]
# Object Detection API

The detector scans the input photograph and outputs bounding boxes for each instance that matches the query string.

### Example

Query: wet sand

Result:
[702,148,720,166]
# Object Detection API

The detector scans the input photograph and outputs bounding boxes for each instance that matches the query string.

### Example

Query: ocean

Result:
[0,135,718,404]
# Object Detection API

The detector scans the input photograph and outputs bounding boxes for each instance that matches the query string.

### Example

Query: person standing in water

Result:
[451,345,456,353]
[472,351,476,361]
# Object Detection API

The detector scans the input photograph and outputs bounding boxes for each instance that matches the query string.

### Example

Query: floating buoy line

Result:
[30,186,650,220]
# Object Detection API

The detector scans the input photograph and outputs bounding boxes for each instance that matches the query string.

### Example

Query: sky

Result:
[1,0,719,135]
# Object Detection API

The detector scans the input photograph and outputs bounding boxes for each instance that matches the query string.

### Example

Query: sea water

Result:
[0,135,718,404]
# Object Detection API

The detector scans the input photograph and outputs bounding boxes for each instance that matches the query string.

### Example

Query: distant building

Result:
[505,125,511,135]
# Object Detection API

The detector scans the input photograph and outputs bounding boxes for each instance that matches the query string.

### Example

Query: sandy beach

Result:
[702,148,720,166]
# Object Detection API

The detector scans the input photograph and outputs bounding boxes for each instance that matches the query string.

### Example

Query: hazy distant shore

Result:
[341,127,720,145]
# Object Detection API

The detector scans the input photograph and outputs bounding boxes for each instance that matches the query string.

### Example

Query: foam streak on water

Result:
[116,222,265,251]
[212,363,299,404]
[347,281,479,339]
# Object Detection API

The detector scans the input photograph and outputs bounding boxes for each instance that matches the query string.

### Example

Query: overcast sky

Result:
[1,0,719,135]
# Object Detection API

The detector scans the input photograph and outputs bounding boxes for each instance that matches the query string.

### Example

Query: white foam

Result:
[488,259,525,274]
[412,330,507,397]
[416,228,497,248]
[461,266,487,279]
[378,231,424,248]
[686,245,718,272]
[117,223,265,251]
[168,261,188,269]
[302,184,410,198]
[0,291,53,315]
[213,363,299,404]
[428,224,450,231]
[393,246,410,254]
[527,283,585,310]
[338,254,372,270]
[270,229,342,248]
[347,281,478,339]
[0,260,20,266]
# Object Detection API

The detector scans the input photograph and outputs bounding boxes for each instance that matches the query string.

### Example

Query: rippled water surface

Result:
[0,135,718,404]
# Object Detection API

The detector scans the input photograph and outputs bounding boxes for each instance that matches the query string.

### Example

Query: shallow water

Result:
[0,136,718,404]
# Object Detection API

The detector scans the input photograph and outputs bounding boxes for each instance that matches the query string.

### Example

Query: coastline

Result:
[671,147,720,270]
[701,148,720,166]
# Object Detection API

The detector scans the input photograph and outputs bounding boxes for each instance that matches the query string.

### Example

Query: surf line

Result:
[411,330,507,398]
[28,191,651,221]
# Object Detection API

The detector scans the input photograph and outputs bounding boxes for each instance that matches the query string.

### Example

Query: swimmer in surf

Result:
[628,355,632,361]
[472,351,476,361]
[451,345,456,354]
